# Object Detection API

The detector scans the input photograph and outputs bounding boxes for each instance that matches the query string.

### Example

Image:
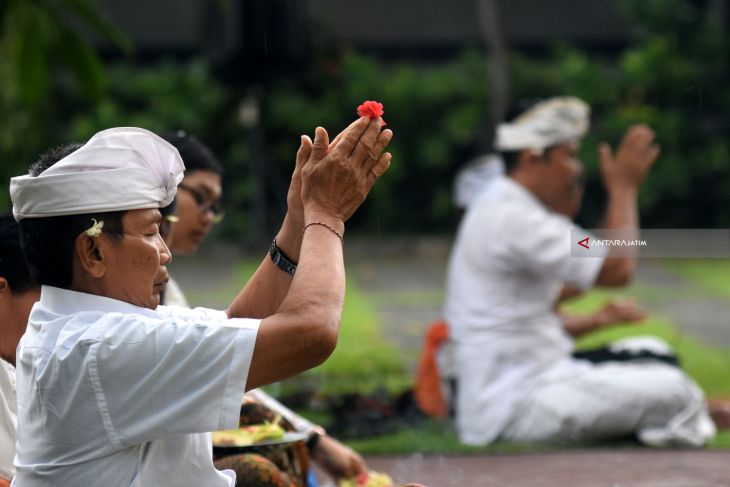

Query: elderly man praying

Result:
[9,119,392,486]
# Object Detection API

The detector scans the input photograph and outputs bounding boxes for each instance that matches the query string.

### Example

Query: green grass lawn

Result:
[282,277,410,396]
[238,259,730,452]
[664,259,730,302]
[236,262,411,397]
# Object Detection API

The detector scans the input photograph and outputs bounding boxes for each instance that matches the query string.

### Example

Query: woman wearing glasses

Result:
[166,131,225,256]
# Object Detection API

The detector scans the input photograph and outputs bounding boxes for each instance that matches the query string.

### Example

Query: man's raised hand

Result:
[600,124,660,192]
[301,117,392,223]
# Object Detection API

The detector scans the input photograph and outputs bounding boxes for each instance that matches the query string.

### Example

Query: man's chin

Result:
[146,287,165,309]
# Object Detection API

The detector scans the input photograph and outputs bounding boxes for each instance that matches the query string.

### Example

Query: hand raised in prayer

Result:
[599,124,660,192]
[301,117,392,223]
[288,117,389,226]
[286,135,312,227]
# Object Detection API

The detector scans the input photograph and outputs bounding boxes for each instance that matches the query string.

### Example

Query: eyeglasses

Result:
[158,215,178,240]
[178,183,224,224]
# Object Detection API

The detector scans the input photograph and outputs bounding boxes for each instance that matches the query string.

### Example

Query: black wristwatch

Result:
[306,430,321,452]
[269,238,297,276]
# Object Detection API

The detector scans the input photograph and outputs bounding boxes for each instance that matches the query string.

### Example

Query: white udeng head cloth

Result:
[10,127,185,221]
[494,97,590,153]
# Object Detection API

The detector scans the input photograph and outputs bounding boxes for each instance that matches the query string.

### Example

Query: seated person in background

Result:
[548,166,649,346]
[161,132,367,486]
[418,140,650,419]
[0,214,40,487]
[9,118,391,485]
[443,96,720,447]
[451,139,649,342]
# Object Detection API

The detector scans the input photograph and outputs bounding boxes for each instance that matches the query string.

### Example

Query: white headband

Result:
[494,97,590,153]
[10,127,185,221]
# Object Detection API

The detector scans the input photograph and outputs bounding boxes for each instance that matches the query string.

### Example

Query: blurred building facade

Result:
[97,0,639,64]
[95,0,728,86]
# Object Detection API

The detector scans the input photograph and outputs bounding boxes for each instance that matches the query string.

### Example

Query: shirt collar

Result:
[38,285,160,319]
[1,357,14,374]
[499,175,549,210]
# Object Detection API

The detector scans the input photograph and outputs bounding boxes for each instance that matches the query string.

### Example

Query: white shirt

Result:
[444,175,606,444]
[13,286,259,486]
[452,154,504,209]
[162,276,319,437]
[0,358,16,481]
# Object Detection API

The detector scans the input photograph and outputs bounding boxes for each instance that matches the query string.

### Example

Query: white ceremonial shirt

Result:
[0,358,17,481]
[12,286,259,487]
[161,278,319,438]
[444,175,607,444]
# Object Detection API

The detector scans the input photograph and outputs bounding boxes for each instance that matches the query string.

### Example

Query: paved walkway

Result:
[361,450,730,486]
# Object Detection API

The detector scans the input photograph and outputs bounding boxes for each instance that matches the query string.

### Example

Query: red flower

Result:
[357,100,387,125]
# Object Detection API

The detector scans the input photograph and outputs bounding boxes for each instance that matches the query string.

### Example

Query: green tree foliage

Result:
[509,0,729,228]
[264,50,489,233]
[0,0,130,210]
[1,0,727,234]
[258,0,728,232]
[65,61,253,239]
[0,0,129,105]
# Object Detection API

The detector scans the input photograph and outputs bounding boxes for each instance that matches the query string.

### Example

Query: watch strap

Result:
[269,238,297,276]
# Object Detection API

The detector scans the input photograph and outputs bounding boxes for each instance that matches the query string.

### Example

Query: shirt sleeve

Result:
[500,206,607,290]
[89,308,259,447]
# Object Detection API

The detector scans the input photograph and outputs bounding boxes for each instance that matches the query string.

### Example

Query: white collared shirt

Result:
[0,358,16,481]
[444,175,606,444]
[162,279,318,437]
[13,286,259,486]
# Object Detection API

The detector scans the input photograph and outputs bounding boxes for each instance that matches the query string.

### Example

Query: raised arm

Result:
[595,124,659,287]
[244,117,393,390]
[227,120,380,319]
[226,136,312,319]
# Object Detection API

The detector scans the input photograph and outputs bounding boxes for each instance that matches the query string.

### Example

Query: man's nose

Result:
[158,235,172,264]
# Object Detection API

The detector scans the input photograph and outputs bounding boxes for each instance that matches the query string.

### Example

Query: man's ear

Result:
[0,277,8,294]
[75,234,107,279]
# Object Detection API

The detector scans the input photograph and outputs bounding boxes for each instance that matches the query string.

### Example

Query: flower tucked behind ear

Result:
[356,101,387,126]
[85,219,104,237]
